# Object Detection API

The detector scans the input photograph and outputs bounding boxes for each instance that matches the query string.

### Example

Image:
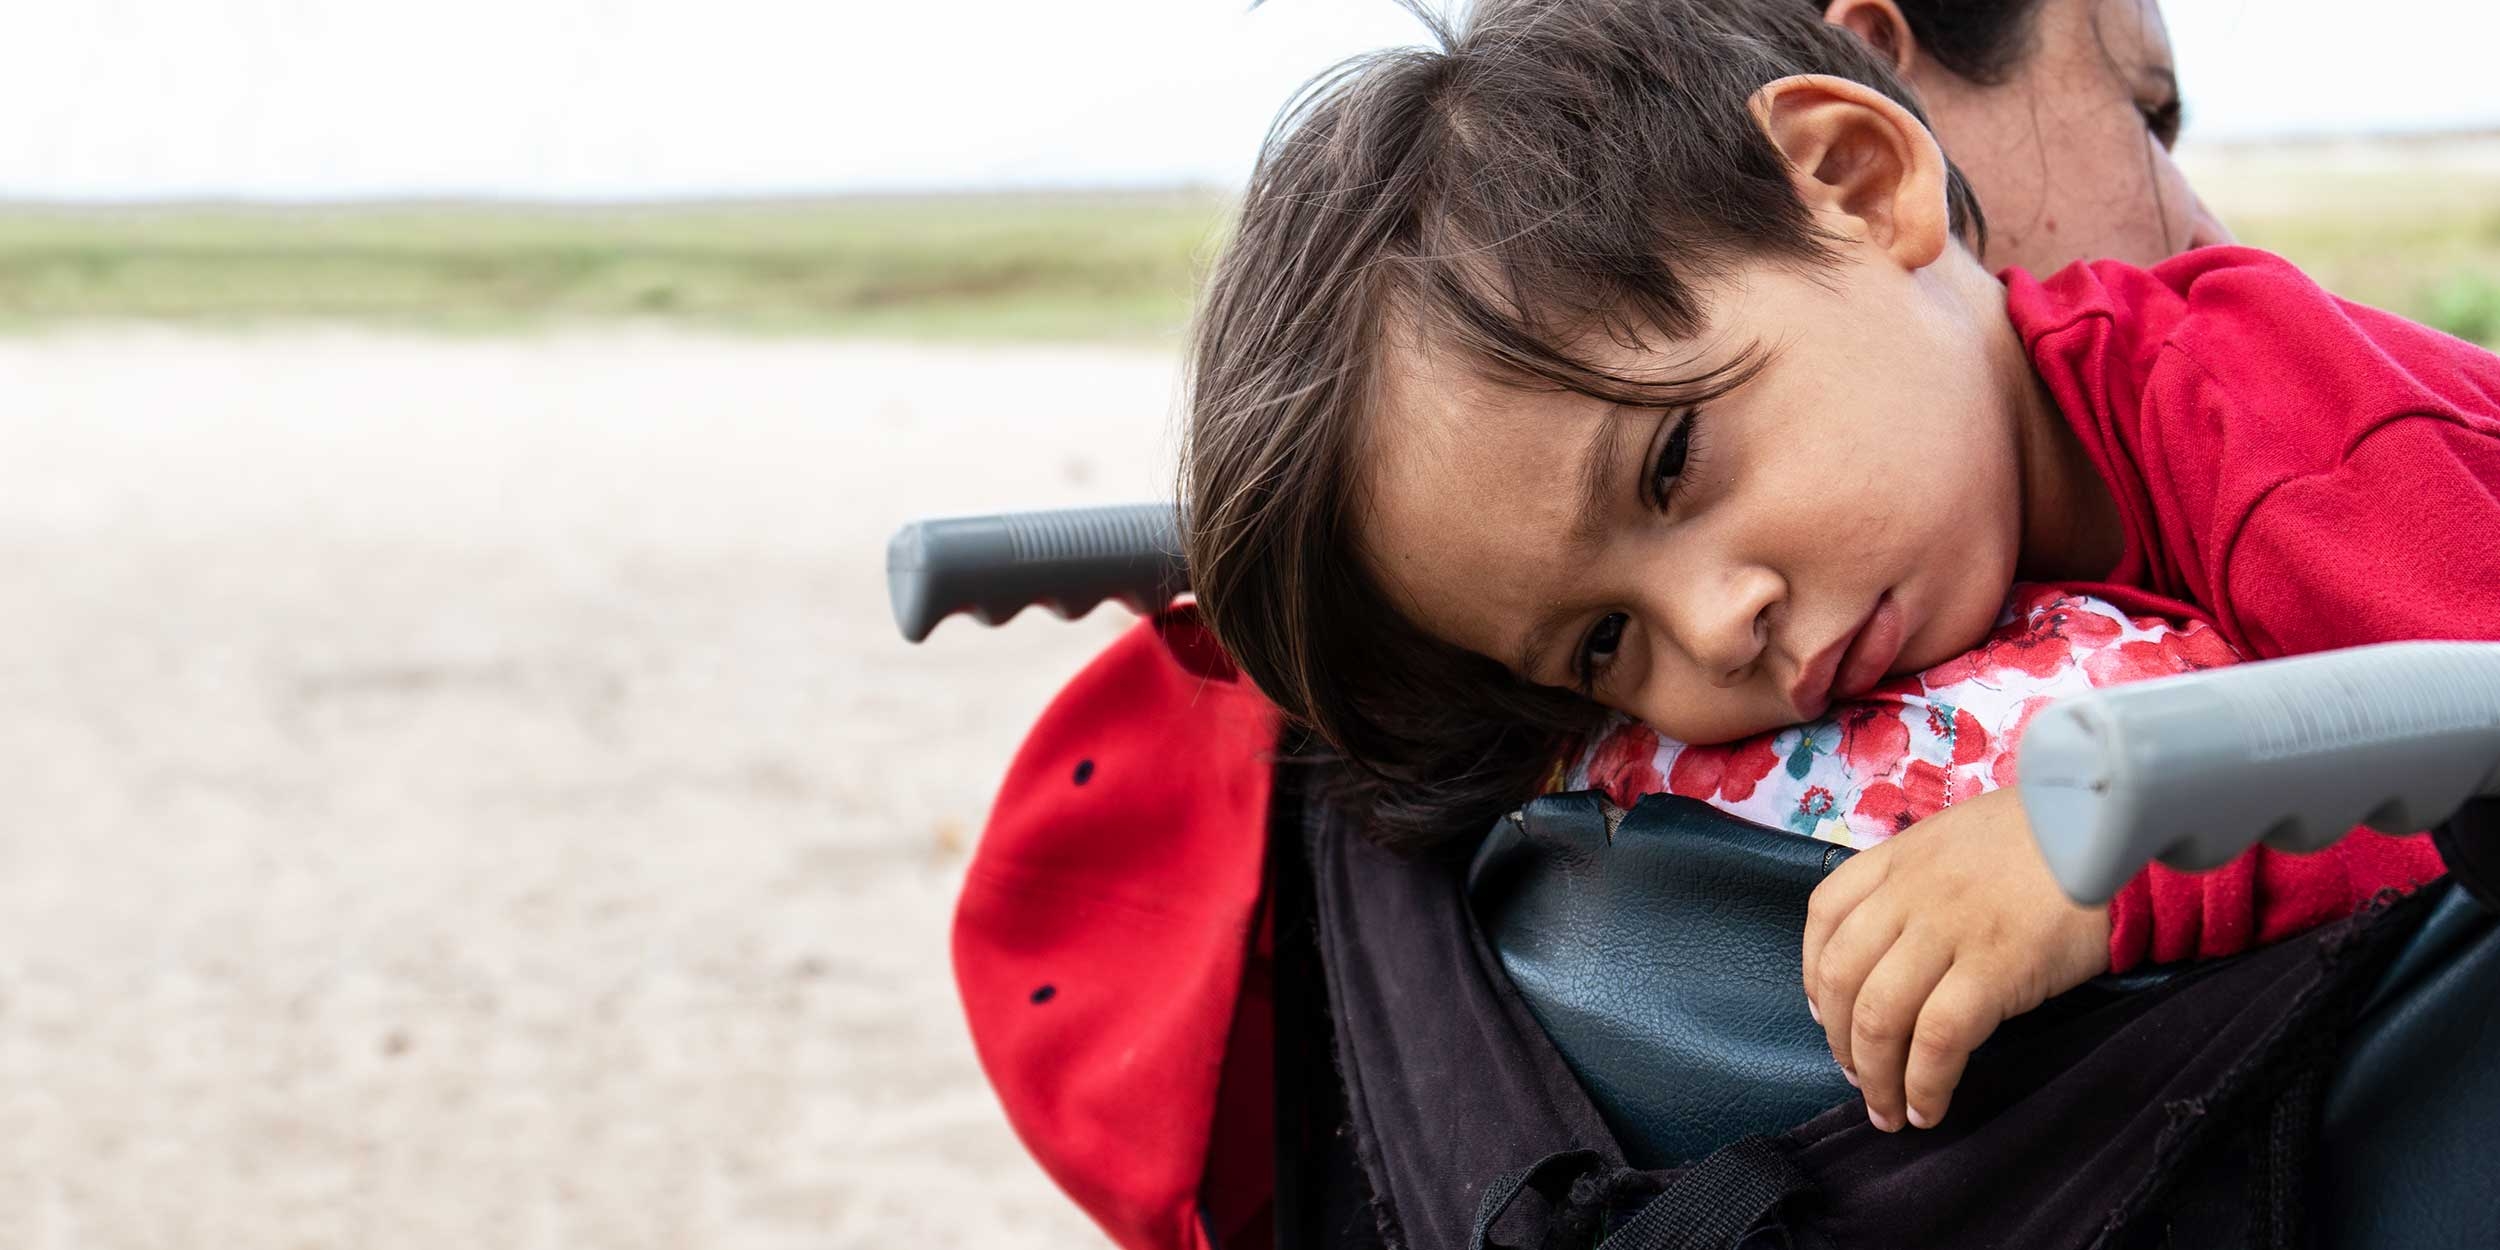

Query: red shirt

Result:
[2008,246,2500,969]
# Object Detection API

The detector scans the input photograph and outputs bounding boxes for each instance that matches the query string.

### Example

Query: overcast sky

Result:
[2,0,2492,200]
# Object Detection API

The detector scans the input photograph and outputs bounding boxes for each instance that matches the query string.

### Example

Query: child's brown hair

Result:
[1182,0,1982,849]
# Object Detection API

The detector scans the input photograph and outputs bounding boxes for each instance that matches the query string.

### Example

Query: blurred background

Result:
[2,2,2493,1248]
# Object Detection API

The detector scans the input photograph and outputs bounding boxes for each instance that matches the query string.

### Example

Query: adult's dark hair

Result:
[1182,0,1983,851]
[1798,0,2051,85]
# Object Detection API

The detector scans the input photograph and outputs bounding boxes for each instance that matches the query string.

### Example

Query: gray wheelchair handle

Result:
[886,503,1186,643]
[2019,641,2500,905]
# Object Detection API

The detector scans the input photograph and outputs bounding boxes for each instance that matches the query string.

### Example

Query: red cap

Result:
[953,609,1282,1249]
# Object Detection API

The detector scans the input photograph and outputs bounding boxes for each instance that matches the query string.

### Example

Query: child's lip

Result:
[1833,593,1906,702]
[1788,592,1899,717]
[1788,625,1854,719]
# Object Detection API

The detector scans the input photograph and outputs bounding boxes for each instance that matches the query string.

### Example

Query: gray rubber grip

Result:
[886,503,1187,643]
[2019,641,2500,905]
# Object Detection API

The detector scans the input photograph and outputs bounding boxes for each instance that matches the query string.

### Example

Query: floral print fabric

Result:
[1567,585,2241,849]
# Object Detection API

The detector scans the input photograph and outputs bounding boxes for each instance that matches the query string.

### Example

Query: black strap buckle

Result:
[1469,1137,1810,1250]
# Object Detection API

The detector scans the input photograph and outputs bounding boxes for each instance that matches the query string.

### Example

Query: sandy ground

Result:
[0,330,1160,1248]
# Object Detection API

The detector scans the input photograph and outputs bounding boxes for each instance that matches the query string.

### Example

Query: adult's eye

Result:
[2139,97,2183,150]
[1577,612,1629,687]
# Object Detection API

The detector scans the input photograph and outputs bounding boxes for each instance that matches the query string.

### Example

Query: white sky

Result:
[1,0,2492,200]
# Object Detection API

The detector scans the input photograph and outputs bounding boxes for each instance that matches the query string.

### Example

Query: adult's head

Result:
[1811,0,2230,273]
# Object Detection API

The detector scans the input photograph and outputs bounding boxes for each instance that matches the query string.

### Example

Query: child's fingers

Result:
[1801,846,1890,1027]
[1845,933,1954,1133]
[1902,966,2003,1131]
[1809,887,1906,1082]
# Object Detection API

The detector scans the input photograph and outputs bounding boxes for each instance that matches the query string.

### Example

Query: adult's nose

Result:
[2186,191,2235,251]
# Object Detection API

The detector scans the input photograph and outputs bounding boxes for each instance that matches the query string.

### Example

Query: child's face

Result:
[1360,245,2042,746]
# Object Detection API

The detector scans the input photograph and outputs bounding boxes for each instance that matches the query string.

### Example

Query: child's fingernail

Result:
[1808,1000,1821,1025]
[1839,1065,1858,1089]
[1867,1106,1899,1133]
[1908,1107,1935,1130]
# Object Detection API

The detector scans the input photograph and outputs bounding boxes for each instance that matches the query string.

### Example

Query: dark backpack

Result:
[1273,777,2500,1250]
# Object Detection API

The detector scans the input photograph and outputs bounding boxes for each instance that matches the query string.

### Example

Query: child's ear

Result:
[1747,74,1951,271]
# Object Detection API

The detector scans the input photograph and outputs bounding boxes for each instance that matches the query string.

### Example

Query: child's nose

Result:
[1672,566,1782,687]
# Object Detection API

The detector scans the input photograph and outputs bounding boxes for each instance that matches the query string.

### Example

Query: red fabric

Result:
[952,609,1281,1250]
[2009,247,2499,970]
[1200,899,1278,1247]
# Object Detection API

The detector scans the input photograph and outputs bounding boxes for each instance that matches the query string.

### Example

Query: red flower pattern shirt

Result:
[1568,585,2239,849]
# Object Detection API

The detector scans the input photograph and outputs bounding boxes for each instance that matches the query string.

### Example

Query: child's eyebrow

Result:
[1516,612,1572,687]
[1568,406,1643,547]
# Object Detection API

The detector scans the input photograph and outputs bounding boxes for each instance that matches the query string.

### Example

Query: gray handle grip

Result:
[2019,641,2500,905]
[886,503,1187,642]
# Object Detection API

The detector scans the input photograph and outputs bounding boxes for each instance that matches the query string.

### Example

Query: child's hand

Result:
[1800,786,2110,1132]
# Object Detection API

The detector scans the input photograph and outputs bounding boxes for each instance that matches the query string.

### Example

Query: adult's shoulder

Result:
[2009,247,2375,361]
[2142,247,2500,434]
[2006,246,2500,640]
[2015,246,2500,460]
[2098,249,2500,655]
[2002,251,2211,339]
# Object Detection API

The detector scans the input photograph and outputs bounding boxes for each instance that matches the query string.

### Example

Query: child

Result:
[1180,0,2488,1135]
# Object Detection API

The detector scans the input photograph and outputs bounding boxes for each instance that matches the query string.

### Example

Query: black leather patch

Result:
[1468,792,1861,1168]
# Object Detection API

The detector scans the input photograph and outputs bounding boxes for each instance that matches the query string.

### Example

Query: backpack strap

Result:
[1466,1150,1600,1250]
[1469,1138,1810,1250]
[1594,1138,1809,1250]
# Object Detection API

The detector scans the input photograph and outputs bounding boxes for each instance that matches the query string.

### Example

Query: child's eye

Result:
[1577,612,1629,688]
[1649,408,1703,508]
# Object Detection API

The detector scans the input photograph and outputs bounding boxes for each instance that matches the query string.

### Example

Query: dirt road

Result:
[0,330,1157,1248]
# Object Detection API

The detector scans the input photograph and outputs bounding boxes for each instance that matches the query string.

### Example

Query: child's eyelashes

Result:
[1647,407,1705,511]
[1575,611,1629,691]
[1573,408,1707,692]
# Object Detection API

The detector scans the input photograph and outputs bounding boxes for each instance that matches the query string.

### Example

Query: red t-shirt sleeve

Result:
[2102,415,2496,971]
[2105,830,2449,971]
[2223,413,2500,654]
[2015,251,2500,972]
